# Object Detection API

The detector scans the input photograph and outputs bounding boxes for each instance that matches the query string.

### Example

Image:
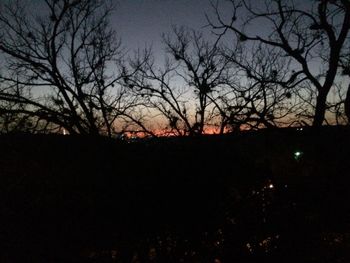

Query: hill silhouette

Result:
[0,126,349,262]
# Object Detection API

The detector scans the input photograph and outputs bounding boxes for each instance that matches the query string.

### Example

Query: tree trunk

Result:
[345,83,350,124]
[313,90,328,127]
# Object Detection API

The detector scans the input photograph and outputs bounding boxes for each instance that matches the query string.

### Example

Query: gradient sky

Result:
[112,0,230,53]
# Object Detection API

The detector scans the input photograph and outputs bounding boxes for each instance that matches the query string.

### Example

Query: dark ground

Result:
[0,126,350,262]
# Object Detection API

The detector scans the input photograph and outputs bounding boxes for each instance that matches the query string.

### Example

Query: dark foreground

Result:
[0,126,350,262]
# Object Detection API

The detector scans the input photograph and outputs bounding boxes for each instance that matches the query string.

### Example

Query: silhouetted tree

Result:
[126,26,304,135]
[0,80,32,133]
[209,0,350,127]
[126,27,238,135]
[0,0,147,136]
[223,42,306,129]
[339,47,350,124]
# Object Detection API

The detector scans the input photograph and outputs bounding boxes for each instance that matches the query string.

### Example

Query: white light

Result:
[294,151,303,160]
[268,184,274,189]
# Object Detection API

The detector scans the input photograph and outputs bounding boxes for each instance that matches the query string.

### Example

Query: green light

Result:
[294,151,303,160]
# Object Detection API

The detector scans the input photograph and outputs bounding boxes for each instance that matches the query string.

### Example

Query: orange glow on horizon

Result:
[122,125,234,138]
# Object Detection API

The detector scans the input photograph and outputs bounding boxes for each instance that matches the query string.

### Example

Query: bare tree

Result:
[125,26,304,135]
[0,0,146,137]
[0,89,37,133]
[339,46,350,123]
[209,0,350,127]
[126,27,238,136]
[221,42,307,129]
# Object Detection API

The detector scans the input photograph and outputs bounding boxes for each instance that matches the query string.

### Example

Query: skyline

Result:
[0,0,349,136]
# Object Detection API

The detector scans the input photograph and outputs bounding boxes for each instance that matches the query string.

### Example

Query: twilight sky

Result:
[112,0,231,53]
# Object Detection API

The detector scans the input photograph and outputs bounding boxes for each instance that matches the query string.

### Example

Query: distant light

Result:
[294,151,303,160]
[246,243,253,253]
[63,129,67,135]
[268,183,274,189]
